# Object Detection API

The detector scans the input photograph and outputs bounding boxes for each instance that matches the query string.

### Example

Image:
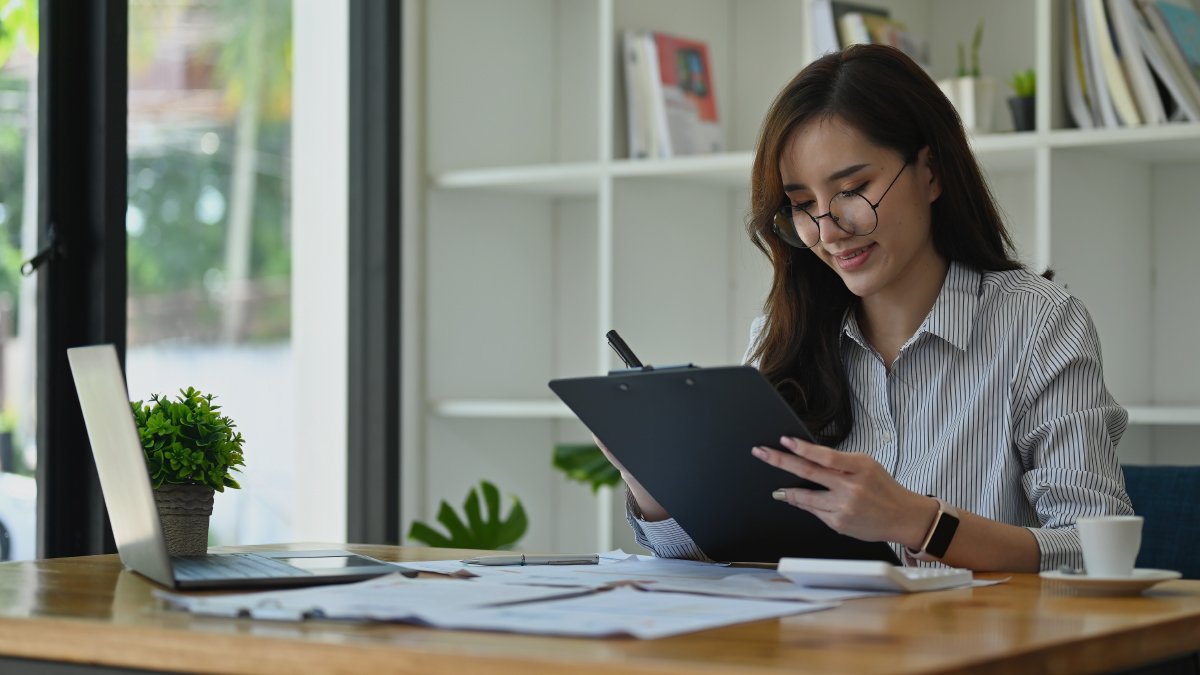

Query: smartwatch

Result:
[908,497,960,561]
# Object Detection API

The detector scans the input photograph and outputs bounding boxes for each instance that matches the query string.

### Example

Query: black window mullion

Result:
[347,0,402,544]
[36,0,127,558]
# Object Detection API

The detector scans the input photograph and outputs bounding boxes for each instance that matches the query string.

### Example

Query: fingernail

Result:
[751,447,767,459]
[779,436,793,447]
[772,488,788,501]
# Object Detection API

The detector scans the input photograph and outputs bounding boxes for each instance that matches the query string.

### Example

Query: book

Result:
[830,2,889,48]
[1130,0,1200,120]
[622,30,656,159]
[837,12,871,47]
[646,32,723,157]
[1137,0,1200,117]
[824,3,926,68]
[1151,0,1200,85]
[1086,0,1144,125]
[860,14,929,67]
[1078,0,1121,127]
[1065,0,1099,128]
[1107,0,1168,124]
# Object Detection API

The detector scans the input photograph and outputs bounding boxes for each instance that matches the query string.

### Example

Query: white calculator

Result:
[777,558,973,593]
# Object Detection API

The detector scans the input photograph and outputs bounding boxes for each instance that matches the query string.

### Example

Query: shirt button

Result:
[882,431,894,443]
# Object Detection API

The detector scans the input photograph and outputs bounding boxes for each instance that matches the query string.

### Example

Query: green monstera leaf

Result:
[407,481,527,550]
[553,443,621,493]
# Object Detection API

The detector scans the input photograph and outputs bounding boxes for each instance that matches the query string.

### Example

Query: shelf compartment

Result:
[610,152,755,187]
[432,162,604,196]
[1048,124,1200,163]
[1126,406,1200,426]
[433,134,1042,195]
[432,399,573,419]
[970,132,1041,172]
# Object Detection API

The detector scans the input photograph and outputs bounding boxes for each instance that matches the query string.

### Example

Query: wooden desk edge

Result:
[2,548,1199,675]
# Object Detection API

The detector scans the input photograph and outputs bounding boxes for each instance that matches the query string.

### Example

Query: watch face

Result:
[925,513,960,558]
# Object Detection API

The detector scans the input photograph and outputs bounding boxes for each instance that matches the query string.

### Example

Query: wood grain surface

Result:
[0,543,1197,674]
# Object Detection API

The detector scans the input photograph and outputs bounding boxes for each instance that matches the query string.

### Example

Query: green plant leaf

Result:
[495,498,528,547]
[130,387,245,492]
[406,521,453,548]
[481,480,501,522]
[463,488,485,538]
[436,500,473,544]
[1010,68,1036,98]
[405,481,528,550]
[553,444,621,492]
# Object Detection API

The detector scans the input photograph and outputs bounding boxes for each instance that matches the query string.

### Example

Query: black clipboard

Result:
[549,365,900,564]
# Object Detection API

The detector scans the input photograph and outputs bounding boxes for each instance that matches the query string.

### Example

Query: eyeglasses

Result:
[773,157,912,249]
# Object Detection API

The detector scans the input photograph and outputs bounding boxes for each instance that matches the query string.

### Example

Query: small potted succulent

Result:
[936,19,994,133]
[1008,68,1036,132]
[131,387,245,555]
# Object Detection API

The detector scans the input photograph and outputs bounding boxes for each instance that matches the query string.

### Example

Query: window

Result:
[126,0,348,546]
[0,0,39,561]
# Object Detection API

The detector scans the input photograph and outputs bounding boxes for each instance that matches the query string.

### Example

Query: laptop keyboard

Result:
[172,553,307,581]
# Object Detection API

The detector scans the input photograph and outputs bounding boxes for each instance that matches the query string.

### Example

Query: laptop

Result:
[68,344,414,589]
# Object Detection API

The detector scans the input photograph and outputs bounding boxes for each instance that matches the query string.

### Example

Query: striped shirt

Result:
[629,260,1133,571]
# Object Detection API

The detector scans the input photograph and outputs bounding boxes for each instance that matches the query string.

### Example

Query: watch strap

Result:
[906,497,960,561]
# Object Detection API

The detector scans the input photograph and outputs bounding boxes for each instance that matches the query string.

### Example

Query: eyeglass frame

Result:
[773,153,916,249]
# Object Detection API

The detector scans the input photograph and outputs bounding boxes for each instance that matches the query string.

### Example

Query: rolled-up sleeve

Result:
[625,490,710,560]
[1015,296,1133,571]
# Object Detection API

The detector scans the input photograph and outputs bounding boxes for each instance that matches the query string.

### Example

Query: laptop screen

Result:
[68,345,175,586]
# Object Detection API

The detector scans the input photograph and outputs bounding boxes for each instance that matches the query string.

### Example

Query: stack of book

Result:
[1065,0,1200,128]
[621,30,723,159]
[811,0,929,67]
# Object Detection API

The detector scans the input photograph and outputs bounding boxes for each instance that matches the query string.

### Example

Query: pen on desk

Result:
[462,554,600,566]
[605,330,643,368]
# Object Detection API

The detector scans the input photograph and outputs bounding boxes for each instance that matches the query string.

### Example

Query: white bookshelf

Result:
[408,0,1200,554]
[1126,407,1200,426]
[432,400,573,419]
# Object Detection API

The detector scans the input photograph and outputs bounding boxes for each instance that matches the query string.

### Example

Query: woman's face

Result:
[778,116,942,300]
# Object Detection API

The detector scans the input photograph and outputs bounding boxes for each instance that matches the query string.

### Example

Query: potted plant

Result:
[131,387,245,555]
[936,19,994,133]
[1008,68,1036,132]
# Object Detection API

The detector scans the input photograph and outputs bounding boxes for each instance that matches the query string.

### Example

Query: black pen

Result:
[606,330,644,368]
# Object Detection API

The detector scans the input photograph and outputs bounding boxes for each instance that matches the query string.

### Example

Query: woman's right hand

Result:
[593,434,670,521]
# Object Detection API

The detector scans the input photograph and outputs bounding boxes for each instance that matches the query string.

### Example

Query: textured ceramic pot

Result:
[153,483,214,556]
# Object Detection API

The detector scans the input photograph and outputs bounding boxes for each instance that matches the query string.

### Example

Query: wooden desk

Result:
[0,543,1198,674]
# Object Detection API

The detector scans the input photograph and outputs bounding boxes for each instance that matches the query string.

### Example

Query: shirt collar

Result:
[840,306,870,351]
[840,260,981,353]
[921,260,981,351]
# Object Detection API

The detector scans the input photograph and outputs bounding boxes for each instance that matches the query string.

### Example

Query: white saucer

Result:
[1039,568,1182,595]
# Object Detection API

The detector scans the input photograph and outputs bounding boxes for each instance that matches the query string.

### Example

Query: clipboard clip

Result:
[607,363,697,376]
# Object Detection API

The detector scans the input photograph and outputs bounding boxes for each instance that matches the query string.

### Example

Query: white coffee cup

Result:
[1077,515,1143,578]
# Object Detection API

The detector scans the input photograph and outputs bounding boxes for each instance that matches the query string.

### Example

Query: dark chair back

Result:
[1121,464,1200,580]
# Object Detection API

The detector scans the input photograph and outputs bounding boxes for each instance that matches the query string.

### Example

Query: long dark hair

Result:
[747,44,1021,446]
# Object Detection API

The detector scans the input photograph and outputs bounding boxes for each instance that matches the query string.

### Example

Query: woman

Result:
[604,44,1132,573]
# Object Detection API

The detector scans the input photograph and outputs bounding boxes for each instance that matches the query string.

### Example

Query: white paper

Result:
[407,552,880,601]
[154,553,886,638]
[645,574,884,602]
[414,586,835,640]
[155,573,587,621]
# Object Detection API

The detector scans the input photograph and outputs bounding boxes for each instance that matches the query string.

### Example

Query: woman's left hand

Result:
[751,436,935,548]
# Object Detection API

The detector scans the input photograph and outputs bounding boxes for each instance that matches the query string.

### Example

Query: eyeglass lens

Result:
[775,192,877,249]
